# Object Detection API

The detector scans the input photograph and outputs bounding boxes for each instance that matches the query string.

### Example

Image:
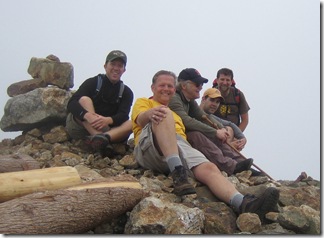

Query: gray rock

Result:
[0,87,72,132]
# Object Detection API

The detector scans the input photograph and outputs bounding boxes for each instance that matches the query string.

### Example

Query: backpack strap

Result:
[220,87,240,106]
[116,82,124,103]
[93,74,103,98]
[233,87,240,104]
[93,74,124,103]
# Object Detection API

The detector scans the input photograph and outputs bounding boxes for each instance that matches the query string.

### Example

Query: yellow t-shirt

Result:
[131,97,187,145]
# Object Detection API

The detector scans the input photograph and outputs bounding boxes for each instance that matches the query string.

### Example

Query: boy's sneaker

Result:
[239,187,279,221]
[85,134,109,151]
[171,165,196,196]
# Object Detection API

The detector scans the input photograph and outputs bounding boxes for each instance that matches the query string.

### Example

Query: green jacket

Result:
[169,90,223,140]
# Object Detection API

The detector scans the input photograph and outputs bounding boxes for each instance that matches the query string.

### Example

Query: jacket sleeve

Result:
[169,94,217,139]
[110,85,134,126]
[67,77,97,121]
[212,115,245,139]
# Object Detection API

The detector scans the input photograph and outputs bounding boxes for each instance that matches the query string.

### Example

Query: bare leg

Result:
[106,120,132,143]
[150,108,195,196]
[77,96,101,135]
[151,108,178,157]
[191,162,237,203]
[77,96,132,142]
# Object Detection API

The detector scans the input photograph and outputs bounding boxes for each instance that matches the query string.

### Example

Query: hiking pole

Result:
[201,115,275,181]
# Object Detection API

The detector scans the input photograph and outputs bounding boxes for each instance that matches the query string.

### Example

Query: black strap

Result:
[94,74,124,103]
[116,82,124,103]
[95,74,103,95]
[93,74,103,98]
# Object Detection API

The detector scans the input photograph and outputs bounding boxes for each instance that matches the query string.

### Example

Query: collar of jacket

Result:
[176,89,190,103]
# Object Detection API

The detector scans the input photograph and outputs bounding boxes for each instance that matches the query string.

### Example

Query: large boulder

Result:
[0,87,73,132]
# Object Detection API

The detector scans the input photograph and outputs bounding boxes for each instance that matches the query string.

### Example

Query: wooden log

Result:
[0,180,145,234]
[0,154,40,172]
[0,166,81,202]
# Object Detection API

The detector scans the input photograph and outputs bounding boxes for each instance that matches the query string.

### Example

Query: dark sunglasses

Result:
[187,81,203,88]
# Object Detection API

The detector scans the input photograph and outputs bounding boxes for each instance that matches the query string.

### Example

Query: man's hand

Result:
[231,138,247,151]
[84,112,111,131]
[216,128,229,143]
[149,105,168,124]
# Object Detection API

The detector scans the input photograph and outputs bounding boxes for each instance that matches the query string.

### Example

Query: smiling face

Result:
[104,59,126,84]
[216,73,232,94]
[151,73,176,105]
[201,96,222,114]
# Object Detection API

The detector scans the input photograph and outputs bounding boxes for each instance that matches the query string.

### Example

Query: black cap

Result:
[178,68,208,85]
[105,50,127,65]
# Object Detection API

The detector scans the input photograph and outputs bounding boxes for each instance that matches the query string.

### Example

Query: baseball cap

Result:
[105,50,127,65]
[178,68,208,85]
[203,88,224,101]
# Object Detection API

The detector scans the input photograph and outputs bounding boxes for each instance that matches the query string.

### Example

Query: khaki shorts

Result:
[134,123,209,174]
[65,113,90,140]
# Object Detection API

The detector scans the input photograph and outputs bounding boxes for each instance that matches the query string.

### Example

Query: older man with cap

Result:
[66,50,134,151]
[168,68,253,176]
[200,88,247,151]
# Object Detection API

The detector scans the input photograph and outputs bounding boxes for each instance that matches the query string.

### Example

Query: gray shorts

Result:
[134,123,209,174]
[65,113,90,140]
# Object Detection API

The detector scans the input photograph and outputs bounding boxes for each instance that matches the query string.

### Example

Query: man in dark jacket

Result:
[66,50,133,150]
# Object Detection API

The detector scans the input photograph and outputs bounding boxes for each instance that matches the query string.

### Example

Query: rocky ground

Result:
[0,125,320,235]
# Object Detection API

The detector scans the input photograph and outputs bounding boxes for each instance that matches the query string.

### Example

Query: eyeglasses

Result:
[187,81,203,88]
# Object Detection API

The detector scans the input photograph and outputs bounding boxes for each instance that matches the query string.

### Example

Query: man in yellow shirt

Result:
[131,70,279,221]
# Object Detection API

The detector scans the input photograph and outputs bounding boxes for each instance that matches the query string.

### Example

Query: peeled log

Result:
[0,166,81,202]
[0,181,144,234]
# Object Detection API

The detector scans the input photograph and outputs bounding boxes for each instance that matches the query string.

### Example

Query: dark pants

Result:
[186,131,244,175]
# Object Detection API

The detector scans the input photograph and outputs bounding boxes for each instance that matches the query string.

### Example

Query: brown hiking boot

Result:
[239,187,279,221]
[171,165,196,196]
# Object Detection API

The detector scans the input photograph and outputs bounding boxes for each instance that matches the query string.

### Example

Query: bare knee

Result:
[192,162,222,180]
[163,107,173,118]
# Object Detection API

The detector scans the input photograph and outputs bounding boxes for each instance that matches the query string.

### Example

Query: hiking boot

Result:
[171,165,196,196]
[250,168,266,176]
[239,187,280,221]
[85,134,109,151]
[233,158,254,174]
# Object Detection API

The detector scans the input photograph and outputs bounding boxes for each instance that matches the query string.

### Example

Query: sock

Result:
[229,192,244,212]
[165,154,182,172]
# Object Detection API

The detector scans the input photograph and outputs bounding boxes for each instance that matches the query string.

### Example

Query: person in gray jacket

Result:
[200,88,246,151]
[168,68,253,176]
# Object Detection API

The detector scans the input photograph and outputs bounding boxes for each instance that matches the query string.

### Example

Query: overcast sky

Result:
[0,0,320,181]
